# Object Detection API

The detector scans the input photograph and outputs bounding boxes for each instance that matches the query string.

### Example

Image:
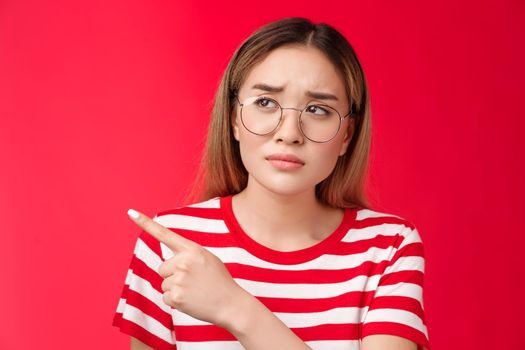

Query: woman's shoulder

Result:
[144,197,226,258]
[355,207,416,227]
[150,196,225,237]
[352,206,422,242]
[155,196,222,217]
[151,197,223,222]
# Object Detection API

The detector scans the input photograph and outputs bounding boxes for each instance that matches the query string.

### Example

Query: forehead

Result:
[241,45,347,99]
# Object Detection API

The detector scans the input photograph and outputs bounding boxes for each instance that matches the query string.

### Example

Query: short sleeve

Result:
[112,215,177,350]
[361,224,430,350]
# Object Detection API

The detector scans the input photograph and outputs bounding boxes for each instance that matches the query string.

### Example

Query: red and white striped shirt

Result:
[113,194,430,349]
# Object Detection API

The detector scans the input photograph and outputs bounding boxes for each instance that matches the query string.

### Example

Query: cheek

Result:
[311,143,342,177]
[309,129,349,179]
[237,130,263,169]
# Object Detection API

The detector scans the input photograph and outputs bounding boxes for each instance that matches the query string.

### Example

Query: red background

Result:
[0,1,523,349]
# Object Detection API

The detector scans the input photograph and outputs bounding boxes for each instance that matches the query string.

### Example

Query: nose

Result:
[272,107,305,144]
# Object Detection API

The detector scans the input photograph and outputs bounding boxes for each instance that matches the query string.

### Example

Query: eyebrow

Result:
[251,83,339,102]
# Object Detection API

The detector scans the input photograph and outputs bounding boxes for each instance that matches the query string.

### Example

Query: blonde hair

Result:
[181,17,373,210]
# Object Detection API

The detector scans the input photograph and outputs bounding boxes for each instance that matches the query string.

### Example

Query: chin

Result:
[248,171,325,197]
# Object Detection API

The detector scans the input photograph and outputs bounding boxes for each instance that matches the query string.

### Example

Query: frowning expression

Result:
[231,44,355,196]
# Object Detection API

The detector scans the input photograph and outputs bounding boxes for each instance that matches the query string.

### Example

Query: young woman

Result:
[113,17,429,350]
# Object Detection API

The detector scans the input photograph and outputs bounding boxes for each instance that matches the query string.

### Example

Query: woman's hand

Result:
[126,208,249,330]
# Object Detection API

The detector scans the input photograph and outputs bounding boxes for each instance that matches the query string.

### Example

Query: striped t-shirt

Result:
[113,194,430,349]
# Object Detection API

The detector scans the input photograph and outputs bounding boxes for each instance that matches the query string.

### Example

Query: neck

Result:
[231,176,342,247]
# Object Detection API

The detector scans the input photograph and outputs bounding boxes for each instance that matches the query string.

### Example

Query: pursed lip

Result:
[265,153,305,165]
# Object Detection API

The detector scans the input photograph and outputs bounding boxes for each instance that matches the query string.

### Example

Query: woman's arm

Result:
[130,337,154,350]
[361,335,418,350]
[129,293,418,350]
[224,290,313,350]
[225,290,419,350]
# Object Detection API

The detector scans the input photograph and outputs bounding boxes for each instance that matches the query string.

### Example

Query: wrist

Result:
[219,288,259,335]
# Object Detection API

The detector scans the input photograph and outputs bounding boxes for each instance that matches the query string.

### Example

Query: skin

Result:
[128,45,418,349]
[230,44,355,250]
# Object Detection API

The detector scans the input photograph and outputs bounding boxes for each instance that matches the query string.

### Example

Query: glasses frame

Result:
[233,92,355,143]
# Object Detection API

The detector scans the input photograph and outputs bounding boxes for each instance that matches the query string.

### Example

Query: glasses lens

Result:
[241,96,281,135]
[300,104,341,142]
[241,96,341,142]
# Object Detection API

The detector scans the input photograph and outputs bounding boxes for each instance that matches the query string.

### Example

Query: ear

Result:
[231,109,240,142]
[339,117,355,156]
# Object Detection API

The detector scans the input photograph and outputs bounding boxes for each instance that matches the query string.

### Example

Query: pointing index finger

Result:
[127,208,192,252]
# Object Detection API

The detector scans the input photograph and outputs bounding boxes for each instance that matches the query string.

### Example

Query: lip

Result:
[265,153,305,165]
[267,159,304,170]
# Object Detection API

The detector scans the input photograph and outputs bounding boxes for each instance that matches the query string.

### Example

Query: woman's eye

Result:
[306,105,330,115]
[256,97,277,108]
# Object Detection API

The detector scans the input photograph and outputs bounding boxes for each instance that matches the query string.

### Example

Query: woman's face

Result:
[231,45,355,197]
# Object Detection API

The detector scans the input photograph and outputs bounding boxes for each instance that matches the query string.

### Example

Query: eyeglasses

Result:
[233,93,354,143]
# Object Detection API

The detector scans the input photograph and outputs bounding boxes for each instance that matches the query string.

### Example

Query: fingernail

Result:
[127,208,139,219]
